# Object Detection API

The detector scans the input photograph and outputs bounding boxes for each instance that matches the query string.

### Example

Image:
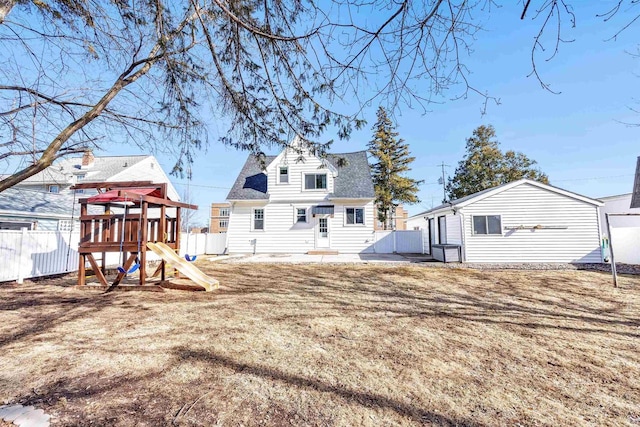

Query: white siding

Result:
[406,216,428,230]
[109,156,180,201]
[227,200,375,254]
[265,149,336,203]
[460,183,601,263]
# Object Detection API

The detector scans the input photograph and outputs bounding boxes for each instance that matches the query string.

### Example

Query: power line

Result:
[173,181,232,190]
[553,174,634,183]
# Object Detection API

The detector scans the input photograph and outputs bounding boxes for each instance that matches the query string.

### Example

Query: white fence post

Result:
[393,231,397,253]
[16,227,27,284]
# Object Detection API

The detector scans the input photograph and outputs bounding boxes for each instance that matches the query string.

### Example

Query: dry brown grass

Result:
[0,263,639,426]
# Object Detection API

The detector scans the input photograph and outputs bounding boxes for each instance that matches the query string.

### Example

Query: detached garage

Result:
[406,179,603,263]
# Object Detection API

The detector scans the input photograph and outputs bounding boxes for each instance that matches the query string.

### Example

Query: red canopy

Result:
[86,187,163,204]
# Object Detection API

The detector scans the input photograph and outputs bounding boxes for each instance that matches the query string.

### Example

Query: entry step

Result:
[307,250,339,255]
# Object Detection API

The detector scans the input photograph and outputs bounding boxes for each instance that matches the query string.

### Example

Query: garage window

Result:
[472,215,502,235]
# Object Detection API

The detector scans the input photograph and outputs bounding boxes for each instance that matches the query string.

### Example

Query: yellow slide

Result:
[146,242,219,291]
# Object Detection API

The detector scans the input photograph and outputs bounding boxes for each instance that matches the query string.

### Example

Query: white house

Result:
[598,193,640,264]
[3,151,180,231]
[226,139,376,254]
[632,156,640,208]
[17,150,180,200]
[406,179,603,263]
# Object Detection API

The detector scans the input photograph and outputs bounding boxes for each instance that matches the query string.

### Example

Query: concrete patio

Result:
[216,253,433,264]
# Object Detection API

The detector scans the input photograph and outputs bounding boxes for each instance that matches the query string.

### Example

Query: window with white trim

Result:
[219,208,230,217]
[345,207,364,225]
[253,208,264,230]
[304,173,327,190]
[219,220,229,229]
[48,185,59,193]
[296,208,307,223]
[472,215,502,235]
[279,166,289,183]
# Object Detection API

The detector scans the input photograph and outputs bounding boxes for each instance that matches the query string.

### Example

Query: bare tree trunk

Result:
[0,50,160,192]
[0,0,16,24]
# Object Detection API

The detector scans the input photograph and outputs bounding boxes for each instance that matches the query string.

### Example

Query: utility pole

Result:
[437,162,449,203]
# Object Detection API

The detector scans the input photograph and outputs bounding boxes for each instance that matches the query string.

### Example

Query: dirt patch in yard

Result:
[0,264,638,426]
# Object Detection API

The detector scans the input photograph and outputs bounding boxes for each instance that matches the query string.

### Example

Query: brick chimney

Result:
[81,149,95,168]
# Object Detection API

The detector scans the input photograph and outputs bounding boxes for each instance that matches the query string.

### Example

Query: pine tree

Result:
[368,107,422,230]
[446,125,549,200]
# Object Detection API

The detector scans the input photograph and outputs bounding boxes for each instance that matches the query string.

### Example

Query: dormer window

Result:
[279,166,289,183]
[304,173,327,190]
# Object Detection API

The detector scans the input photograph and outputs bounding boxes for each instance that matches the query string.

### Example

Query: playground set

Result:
[72,181,218,291]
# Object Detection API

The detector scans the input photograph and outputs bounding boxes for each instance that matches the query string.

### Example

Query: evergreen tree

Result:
[368,107,422,230]
[446,125,549,200]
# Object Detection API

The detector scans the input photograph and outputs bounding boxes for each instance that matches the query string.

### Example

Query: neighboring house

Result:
[599,193,640,229]
[599,193,640,264]
[0,188,80,230]
[373,204,409,231]
[406,179,603,263]
[226,138,376,254]
[632,156,640,208]
[209,203,230,233]
[16,150,180,201]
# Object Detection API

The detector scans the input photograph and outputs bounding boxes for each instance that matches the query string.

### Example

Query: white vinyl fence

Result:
[178,232,227,257]
[609,227,640,265]
[0,230,228,283]
[0,229,79,283]
[373,230,425,254]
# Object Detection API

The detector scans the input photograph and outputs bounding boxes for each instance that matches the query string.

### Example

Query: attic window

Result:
[304,173,327,190]
[279,166,289,183]
[48,185,59,193]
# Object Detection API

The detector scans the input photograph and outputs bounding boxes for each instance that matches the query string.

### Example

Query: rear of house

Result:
[226,138,376,254]
[407,179,603,263]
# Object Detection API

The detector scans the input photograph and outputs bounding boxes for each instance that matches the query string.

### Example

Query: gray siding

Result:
[461,183,601,263]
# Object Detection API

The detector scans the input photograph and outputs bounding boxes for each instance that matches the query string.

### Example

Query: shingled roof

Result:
[631,157,640,209]
[226,151,375,200]
[0,188,81,218]
[21,155,150,185]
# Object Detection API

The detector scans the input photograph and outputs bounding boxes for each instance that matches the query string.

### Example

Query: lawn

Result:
[0,263,638,426]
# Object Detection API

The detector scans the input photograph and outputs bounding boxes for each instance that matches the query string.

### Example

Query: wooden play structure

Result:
[73,181,218,291]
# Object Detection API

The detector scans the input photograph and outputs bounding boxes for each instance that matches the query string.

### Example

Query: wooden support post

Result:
[604,213,618,288]
[78,203,88,286]
[87,254,109,286]
[175,207,181,278]
[112,253,137,287]
[140,201,148,286]
[159,205,166,281]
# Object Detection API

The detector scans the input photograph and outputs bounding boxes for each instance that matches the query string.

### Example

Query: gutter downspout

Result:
[459,210,467,262]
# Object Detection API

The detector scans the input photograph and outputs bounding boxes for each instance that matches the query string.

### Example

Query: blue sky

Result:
[14,3,640,225]
[166,3,639,224]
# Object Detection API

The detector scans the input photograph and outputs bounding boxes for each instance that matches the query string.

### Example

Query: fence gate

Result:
[373,230,424,254]
[205,233,227,255]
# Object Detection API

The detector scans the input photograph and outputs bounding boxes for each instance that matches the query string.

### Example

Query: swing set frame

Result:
[73,181,197,289]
